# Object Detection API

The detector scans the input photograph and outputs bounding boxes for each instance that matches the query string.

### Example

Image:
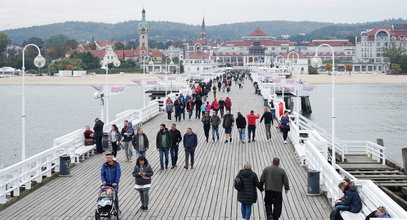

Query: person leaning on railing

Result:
[365,206,390,219]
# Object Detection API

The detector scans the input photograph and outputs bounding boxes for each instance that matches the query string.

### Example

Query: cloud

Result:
[1,0,406,30]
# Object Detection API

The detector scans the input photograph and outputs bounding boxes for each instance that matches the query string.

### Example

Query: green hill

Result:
[2,18,407,44]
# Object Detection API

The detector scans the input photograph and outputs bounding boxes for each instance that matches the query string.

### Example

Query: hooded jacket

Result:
[121,123,134,142]
[236,169,263,204]
[338,185,362,213]
[210,115,221,127]
[156,128,172,149]
[236,115,247,129]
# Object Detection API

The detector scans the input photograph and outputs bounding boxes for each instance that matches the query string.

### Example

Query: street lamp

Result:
[21,44,46,160]
[287,51,301,130]
[142,56,152,74]
[311,43,336,167]
[101,55,120,123]
[165,57,173,74]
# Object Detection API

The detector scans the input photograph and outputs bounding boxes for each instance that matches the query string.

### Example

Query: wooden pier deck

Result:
[0,82,331,219]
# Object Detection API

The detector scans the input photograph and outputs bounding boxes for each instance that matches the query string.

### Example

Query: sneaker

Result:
[230,138,232,142]
[224,140,228,143]
[284,141,287,144]
[242,141,245,144]
[160,168,164,170]
[252,139,256,142]
[171,166,175,169]
[184,165,188,169]
[165,166,168,170]
[248,140,251,143]
[191,166,194,169]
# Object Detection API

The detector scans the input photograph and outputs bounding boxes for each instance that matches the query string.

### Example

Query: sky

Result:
[1,0,406,30]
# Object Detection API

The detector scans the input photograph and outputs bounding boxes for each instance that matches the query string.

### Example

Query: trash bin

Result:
[102,132,109,149]
[59,155,71,176]
[307,170,320,195]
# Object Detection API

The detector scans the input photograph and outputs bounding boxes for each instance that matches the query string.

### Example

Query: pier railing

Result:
[0,101,159,204]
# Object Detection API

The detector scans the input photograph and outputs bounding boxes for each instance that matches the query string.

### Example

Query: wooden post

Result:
[377,138,384,164]
[402,148,407,174]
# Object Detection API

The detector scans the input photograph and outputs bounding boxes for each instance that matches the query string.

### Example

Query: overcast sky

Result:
[1,0,406,30]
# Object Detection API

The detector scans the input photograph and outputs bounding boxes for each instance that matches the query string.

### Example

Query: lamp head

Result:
[113,59,121,67]
[170,61,174,65]
[34,55,46,68]
[149,61,154,65]
[310,57,322,68]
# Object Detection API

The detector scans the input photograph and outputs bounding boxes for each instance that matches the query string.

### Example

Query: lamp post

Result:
[102,53,120,123]
[311,44,336,167]
[143,56,152,74]
[287,51,301,129]
[21,44,46,160]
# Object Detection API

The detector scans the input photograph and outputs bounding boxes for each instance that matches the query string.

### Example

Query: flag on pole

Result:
[109,86,125,96]
[146,80,158,85]
[285,79,296,84]
[91,85,103,91]
[168,76,177,81]
[131,79,142,85]
[157,76,166,81]
[284,87,295,93]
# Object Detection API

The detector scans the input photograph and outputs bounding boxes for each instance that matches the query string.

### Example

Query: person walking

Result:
[165,98,174,121]
[121,120,134,162]
[211,98,220,115]
[260,107,274,141]
[201,112,211,142]
[246,110,260,143]
[225,97,232,112]
[132,156,154,211]
[218,98,225,118]
[108,124,121,158]
[205,101,211,114]
[195,96,203,119]
[93,118,104,154]
[260,157,289,220]
[210,111,221,142]
[156,124,172,170]
[236,112,247,143]
[212,85,217,99]
[200,101,207,117]
[174,98,183,122]
[186,98,194,120]
[169,123,182,169]
[279,111,290,144]
[236,162,263,220]
[101,153,121,211]
[223,110,234,143]
[132,128,149,158]
[183,128,198,169]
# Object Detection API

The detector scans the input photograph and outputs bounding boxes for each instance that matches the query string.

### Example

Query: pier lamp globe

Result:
[149,60,154,66]
[310,57,322,68]
[113,59,121,67]
[33,55,46,68]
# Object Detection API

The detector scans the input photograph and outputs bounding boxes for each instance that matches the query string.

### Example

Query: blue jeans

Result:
[159,148,170,169]
[170,145,179,166]
[241,203,252,220]
[334,205,350,220]
[239,128,246,141]
[136,150,146,158]
[212,126,219,140]
[188,109,193,119]
[175,110,181,121]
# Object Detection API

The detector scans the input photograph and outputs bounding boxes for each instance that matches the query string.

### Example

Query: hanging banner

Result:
[146,80,158,85]
[131,79,143,86]
[91,85,103,91]
[284,86,296,94]
[109,86,125,96]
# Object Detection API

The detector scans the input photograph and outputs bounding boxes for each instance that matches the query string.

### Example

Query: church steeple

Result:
[200,17,207,44]
[138,8,149,50]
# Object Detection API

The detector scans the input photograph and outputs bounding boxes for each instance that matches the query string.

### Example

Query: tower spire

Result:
[200,17,207,44]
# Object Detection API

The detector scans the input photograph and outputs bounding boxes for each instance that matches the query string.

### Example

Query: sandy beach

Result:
[1,73,407,85]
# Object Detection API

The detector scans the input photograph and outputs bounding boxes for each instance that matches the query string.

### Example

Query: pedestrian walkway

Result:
[0,81,331,219]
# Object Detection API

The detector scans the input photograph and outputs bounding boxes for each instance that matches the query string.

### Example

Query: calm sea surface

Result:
[0,84,406,166]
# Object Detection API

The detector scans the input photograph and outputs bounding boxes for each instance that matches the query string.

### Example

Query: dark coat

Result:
[156,128,172,149]
[236,169,263,204]
[260,111,274,125]
[132,133,149,151]
[101,161,121,185]
[223,114,234,128]
[132,164,154,186]
[338,185,362,213]
[169,129,182,148]
[93,121,104,138]
[236,115,247,128]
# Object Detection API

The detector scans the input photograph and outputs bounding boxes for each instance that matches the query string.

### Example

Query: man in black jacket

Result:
[93,118,104,153]
[236,112,247,143]
[194,96,203,119]
[174,98,184,122]
[260,107,274,141]
[169,124,182,169]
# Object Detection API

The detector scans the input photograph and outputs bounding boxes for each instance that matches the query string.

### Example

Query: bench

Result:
[341,181,407,220]
[294,143,305,166]
[74,144,96,163]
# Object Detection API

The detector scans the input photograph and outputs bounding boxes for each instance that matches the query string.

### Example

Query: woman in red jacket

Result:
[225,97,232,112]
[211,98,220,115]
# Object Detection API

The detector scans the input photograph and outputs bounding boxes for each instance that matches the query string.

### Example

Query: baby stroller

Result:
[95,186,120,220]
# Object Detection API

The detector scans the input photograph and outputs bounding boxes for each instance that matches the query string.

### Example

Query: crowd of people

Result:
[84,70,389,219]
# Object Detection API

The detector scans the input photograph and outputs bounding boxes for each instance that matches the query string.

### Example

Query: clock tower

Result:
[138,8,149,53]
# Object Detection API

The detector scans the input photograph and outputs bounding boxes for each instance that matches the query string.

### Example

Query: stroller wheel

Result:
[94,210,101,220]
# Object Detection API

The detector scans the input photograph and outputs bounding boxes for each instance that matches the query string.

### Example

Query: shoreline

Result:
[1,73,407,85]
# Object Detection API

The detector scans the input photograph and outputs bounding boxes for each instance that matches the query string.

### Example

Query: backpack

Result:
[234,176,243,191]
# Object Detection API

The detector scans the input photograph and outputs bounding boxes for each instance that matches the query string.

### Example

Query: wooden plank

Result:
[0,80,331,219]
